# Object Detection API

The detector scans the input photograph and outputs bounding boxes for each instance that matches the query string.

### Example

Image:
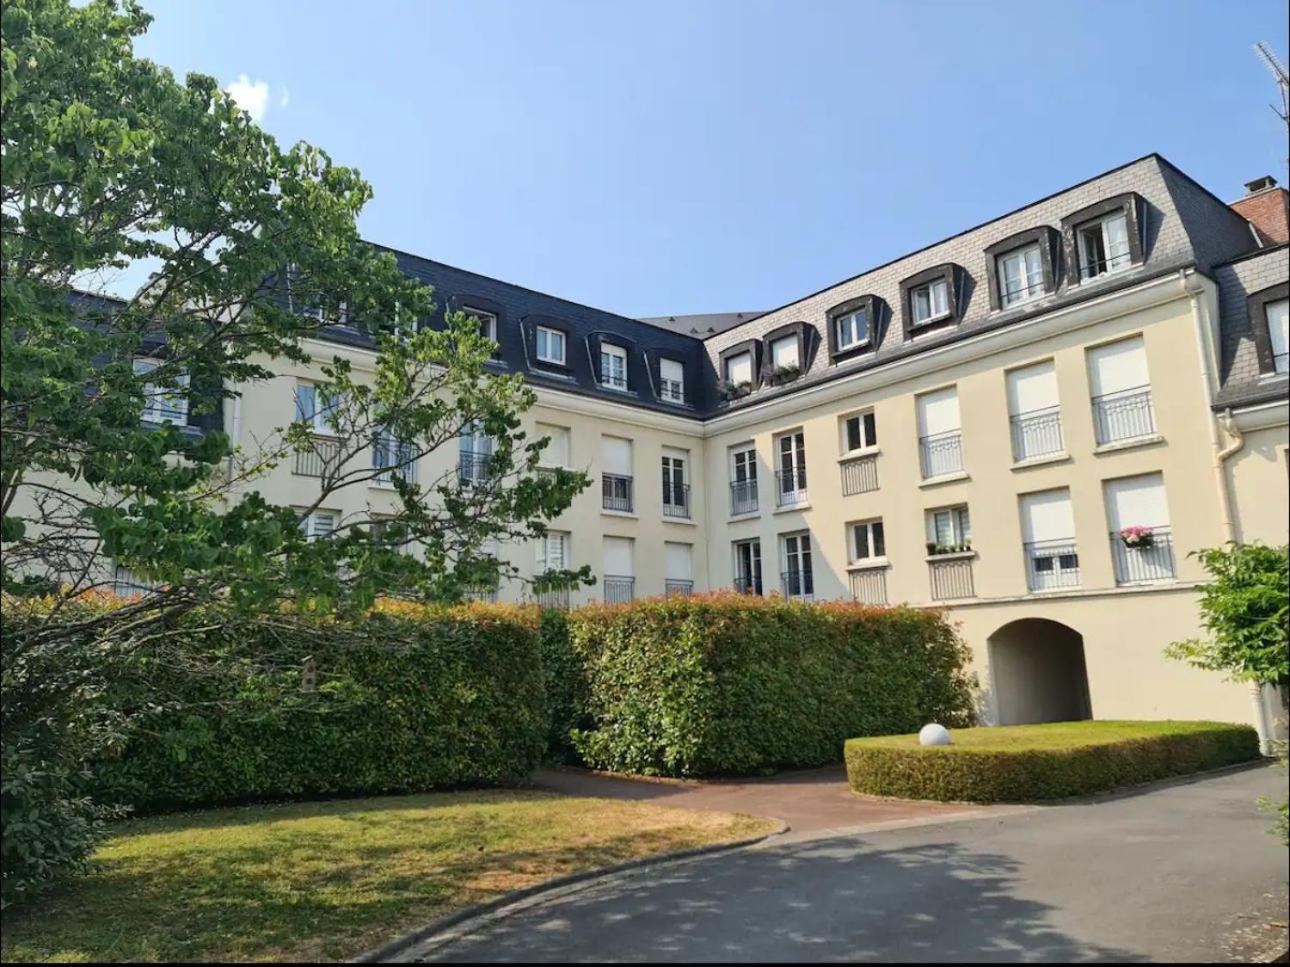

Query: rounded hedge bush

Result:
[844,721,1261,803]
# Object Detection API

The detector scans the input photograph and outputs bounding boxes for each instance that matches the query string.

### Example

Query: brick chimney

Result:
[1230,175,1289,245]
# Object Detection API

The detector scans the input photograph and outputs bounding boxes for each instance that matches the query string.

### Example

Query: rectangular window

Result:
[775,430,808,506]
[664,542,694,596]
[781,532,814,600]
[459,420,494,485]
[852,519,886,561]
[770,335,799,371]
[1087,335,1154,444]
[843,411,878,452]
[733,538,762,595]
[134,358,189,425]
[300,510,337,542]
[1104,472,1175,583]
[536,423,570,468]
[602,536,635,602]
[997,243,1045,306]
[928,506,971,549]
[601,435,633,512]
[600,343,628,390]
[835,308,870,351]
[537,531,569,572]
[724,350,753,387]
[1077,211,1131,280]
[659,358,685,402]
[373,427,416,485]
[661,450,688,517]
[295,381,338,434]
[1267,298,1289,375]
[465,307,498,342]
[916,386,963,478]
[536,326,566,364]
[1020,488,1079,590]
[912,279,951,326]
[1006,360,1063,460]
[730,444,758,515]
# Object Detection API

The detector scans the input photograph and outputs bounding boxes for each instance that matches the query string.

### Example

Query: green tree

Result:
[1,0,588,901]
[1165,543,1289,687]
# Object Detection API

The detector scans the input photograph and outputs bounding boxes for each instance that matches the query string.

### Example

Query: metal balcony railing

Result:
[1010,406,1064,461]
[1091,386,1155,445]
[1109,527,1176,584]
[294,435,341,477]
[1024,539,1080,592]
[775,468,808,508]
[1079,249,1132,280]
[664,579,694,597]
[457,450,494,486]
[373,438,418,486]
[849,568,888,605]
[919,430,964,479]
[535,586,571,610]
[600,371,628,391]
[840,453,879,495]
[928,555,975,600]
[1000,277,1048,307]
[730,479,759,515]
[780,568,814,602]
[662,483,691,519]
[603,574,635,603]
[602,473,634,512]
[733,576,762,596]
[462,583,499,603]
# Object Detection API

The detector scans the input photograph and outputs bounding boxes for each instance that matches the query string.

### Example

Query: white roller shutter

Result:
[771,336,799,369]
[603,536,634,576]
[1103,472,1169,530]
[537,531,568,570]
[916,386,961,436]
[726,351,753,385]
[1020,488,1075,542]
[537,423,570,467]
[664,542,692,581]
[660,358,684,383]
[1006,361,1059,415]
[1087,336,1149,397]
[600,436,632,475]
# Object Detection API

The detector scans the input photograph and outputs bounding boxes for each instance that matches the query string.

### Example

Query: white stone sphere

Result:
[918,723,951,746]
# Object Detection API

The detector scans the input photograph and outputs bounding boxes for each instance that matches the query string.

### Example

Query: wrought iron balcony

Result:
[927,554,975,600]
[918,430,964,479]
[1010,406,1064,461]
[1091,386,1155,445]
[664,579,694,597]
[849,568,888,605]
[602,473,634,512]
[729,479,759,515]
[535,586,571,610]
[774,469,808,508]
[1024,539,1080,591]
[602,574,635,603]
[733,576,762,596]
[1109,526,1176,584]
[780,568,814,602]
[840,453,879,495]
[457,450,494,486]
[293,435,341,477]
[662,483,691,519]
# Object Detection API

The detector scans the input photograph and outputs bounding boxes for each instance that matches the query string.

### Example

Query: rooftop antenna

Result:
[1254,41,1289,176]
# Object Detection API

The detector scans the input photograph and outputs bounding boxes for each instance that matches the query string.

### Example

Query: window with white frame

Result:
[664,542,693,595]
[600,343,628,389]
[733,538,762,594]
[134,358,189,424]
[911,278,951,327]
[724,350,753,387]
[536,326,565,364]
[536,423,570,468]
[1076,211,1131,280]
[300,510,337,542]
[916,386,963,478]
[659,358,685,402]
[537,530,570,572]
[1006,360,1063,460]
[373,427,416,485]
[997,243,1045,307]
[928,505,971,551]
[459,420,494,485]
[1267,298,1289,375]
[835,307,870,351]
[1087,335,1154,444]
[851,519,886,562]
[1103,472,1174,582]
[295,381,339,434]
[843,411,878,452]
[661,449,688,516]
[780,531,814,600]
[1020,488,1079,590]
[729,444,758,515]
[465,306,498,343]
[775,430,807,505]
[769,334,800,374]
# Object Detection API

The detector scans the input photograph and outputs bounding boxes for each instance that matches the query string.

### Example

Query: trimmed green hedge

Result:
[844,720,1261,803]
[561,594,977,777]
[91,602,547,813]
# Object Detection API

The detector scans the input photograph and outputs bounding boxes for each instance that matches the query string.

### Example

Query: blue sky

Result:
[133,0,1289,317]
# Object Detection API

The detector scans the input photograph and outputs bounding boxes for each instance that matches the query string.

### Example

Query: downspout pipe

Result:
[1182,271,1274,752]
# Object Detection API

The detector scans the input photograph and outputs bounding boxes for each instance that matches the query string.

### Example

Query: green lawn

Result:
[1,790,776,963]
[846,720,1247,752]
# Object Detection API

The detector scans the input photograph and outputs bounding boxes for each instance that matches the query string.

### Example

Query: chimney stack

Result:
[1244,175,1278,195]
[1230,175,1289,244]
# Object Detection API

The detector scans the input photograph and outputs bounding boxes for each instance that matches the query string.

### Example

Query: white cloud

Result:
[225,74,270,122]
[279,87,290,110]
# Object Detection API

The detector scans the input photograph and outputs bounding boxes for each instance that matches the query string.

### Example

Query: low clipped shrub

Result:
[88,601,547,813]
[561,593,976,777]
[844,720,1261,803]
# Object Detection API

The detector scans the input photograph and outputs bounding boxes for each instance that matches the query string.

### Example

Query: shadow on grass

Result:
[421,837,1147,963]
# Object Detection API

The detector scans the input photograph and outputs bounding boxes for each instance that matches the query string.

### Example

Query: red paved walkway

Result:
[534,765,1008,837]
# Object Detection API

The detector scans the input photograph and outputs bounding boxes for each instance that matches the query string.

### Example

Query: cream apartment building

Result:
[119,154,1290,736]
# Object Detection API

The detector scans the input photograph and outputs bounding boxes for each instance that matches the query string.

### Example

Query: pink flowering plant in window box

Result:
[1119,525,1155,548]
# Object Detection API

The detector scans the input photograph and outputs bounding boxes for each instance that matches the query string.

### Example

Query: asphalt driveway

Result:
[407,764,1288,963]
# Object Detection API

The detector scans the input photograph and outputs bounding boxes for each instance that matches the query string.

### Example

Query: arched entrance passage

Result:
[988,618,1092,726]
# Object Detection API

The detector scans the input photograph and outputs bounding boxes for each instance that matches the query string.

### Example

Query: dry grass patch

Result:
[1,790,775,963]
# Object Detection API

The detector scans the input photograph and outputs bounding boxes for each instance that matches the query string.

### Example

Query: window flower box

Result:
[769,365,801,386]
[1119,526,1155,549]
[927,541,973,556]
[720,380,752,401]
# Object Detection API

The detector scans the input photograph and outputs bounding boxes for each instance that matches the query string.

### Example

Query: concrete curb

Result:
[351,821,788,963]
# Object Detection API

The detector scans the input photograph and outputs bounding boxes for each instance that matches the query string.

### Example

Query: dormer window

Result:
[911,278,951,327]
[835,307,870,351]
[1076,211,1131,280]
[465,306,498,343]
[536,325,566,365]
[724,350,753,387]
[1248,283,1290,376]
[600,343,628,390]
[134,358,189,425]
[659,358,685,402]
[997,244,1045,307]
[769,334,799,374]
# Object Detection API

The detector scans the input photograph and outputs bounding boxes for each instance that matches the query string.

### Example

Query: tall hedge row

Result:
[90,602,547,813]
[561,594,977,777]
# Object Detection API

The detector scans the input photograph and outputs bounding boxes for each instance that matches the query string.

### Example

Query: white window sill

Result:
[662,516,698,527]
[728,510,761,523]
[773,501,811,515]
[598,383,633,395]
[1093,433,1164,455]
[918,470,970,488]
[911,310,954,330]
[838,447,881,463]
[926,550,977,563]
[847,557,890,572]
[536,355,566,367]
[600,508,638,520]
[1011,451,1071,470]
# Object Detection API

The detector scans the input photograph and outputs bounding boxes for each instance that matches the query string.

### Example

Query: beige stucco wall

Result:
[1225,421,1290,545]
